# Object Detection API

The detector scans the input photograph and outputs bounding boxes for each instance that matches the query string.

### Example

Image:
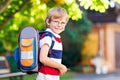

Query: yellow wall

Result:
[81,26,99,65]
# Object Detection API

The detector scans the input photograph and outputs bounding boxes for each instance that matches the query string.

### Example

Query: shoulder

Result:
[39,31,54,40]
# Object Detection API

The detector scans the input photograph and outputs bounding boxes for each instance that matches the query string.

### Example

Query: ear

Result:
[46,19,50,26]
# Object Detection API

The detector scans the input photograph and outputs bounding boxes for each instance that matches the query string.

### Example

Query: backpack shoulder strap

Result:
[39,30,55,49]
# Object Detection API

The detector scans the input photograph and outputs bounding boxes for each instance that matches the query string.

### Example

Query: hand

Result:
[59,65,68,75]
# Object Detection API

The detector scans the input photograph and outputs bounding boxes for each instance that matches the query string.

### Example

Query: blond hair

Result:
[45,7,69,27]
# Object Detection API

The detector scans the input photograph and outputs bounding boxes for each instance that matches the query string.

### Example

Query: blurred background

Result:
[0,0,120,80]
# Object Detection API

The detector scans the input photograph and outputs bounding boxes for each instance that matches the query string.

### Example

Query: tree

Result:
[62,13,92,67]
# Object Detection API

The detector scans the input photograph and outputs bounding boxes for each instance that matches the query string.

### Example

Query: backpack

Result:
[14,26,54,73]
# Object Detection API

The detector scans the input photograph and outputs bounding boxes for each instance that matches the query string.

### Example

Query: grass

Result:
[0,71,74,80]
[0,74,36,80]
[60,71,74,80]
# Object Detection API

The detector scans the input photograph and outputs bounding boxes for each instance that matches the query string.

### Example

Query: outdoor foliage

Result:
[62,13,92,67]
[0,40,7,55]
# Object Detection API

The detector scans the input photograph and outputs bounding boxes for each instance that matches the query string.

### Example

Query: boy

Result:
[36,7,69,80]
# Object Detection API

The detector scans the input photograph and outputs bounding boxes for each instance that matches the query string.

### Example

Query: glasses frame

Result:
[51,20,66,26]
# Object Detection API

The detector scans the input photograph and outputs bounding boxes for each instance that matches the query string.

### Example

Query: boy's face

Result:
[46,17,67,34]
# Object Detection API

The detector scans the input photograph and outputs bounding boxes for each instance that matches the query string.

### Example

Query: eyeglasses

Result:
[52,20,66,26]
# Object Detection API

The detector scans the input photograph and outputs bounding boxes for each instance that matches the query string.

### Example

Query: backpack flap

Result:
[14,26,39,73]
[21,38,33,46]
[20,38,34,67]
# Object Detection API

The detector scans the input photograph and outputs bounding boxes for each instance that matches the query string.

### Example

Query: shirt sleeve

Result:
[39,36,52,48]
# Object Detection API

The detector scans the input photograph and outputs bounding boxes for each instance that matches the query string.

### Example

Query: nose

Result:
[58,23,62,26]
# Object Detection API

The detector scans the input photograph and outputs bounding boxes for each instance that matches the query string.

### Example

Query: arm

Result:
[39,43,67,75]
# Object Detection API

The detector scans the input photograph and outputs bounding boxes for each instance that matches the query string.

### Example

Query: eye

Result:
[61,22,65,25]
[54,21,58,23]
[53,21,59,24]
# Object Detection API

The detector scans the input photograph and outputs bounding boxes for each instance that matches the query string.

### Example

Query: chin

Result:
[55,31,61,34]
[55,32,60,34]
[54,30,63,34]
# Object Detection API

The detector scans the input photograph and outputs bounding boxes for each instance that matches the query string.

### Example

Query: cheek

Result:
[61,26,65,31]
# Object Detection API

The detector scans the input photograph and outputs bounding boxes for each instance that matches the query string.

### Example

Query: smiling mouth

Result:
[55,28,60,29]
[55,27,62,29]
